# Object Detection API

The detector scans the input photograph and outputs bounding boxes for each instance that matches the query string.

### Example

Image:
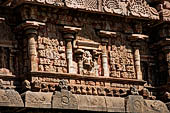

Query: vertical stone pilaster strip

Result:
[130,34,148,80]
[134,47,142,80]
[61,26,81,74]
[102,42,109,77]
[27,31,38,71]
[98,30,116,77]
[25,29,38,72]
[65,37,74,73]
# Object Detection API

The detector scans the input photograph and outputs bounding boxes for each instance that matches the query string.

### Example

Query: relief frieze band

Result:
[16,0,160,20]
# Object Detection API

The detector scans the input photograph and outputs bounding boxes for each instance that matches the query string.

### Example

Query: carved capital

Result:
[15,21,45,35]
[98,30,117,38]
[60,26,81,34]
[129,34,149,41]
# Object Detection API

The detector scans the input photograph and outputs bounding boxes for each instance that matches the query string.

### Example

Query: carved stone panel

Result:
[0,89,24,107]
[37,36,67,73]
[105,97,125,112]
[109,35,136,79]
[52,90,78,109]
[77,95,107,111]
[74,25,102,76]
[65,0,101,11]
[24,91,53,108]
[126,95,144,113]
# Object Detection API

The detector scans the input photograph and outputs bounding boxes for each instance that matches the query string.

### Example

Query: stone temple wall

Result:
[0,0,169,113]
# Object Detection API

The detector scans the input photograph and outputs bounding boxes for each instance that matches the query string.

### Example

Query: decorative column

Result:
[60,26,81,73]
[98,30,116,77]
[23,21,45,72]
[129,34,148,80]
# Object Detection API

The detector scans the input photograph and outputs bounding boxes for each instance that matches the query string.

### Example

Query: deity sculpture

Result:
[83,51,94,69]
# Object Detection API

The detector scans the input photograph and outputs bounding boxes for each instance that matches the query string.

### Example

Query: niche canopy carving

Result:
[109,35,136,79]
[74,25,101,76]
[37,36,67,73]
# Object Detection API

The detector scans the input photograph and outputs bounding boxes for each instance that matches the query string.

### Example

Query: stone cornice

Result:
[30,71,146,85]
[11,0,162,21]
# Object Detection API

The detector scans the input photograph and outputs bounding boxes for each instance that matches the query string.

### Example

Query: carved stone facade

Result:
[0,0,170,113]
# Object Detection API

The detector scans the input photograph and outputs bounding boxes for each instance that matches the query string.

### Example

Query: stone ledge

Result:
[30,71,146,85]
[23,91,53,108]
[0,90,169,113]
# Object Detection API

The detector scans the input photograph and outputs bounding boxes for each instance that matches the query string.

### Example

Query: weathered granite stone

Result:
[105,97,125,112]
[24,91,53,108]
[126,95,170,113]
[0,89,24,107]
[52,90,78,109]
[143,100,170,113]
[126,95,144,113]
[77,95,107,111]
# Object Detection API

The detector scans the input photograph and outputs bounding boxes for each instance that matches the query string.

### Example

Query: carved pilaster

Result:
[134,46,142,80]
[98,30,116,77]
[129,34,148,80]
[18,21,45,72]
[60,26,81,73]
[25,29,38,72]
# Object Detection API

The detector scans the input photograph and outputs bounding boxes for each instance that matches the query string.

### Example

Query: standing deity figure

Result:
[83,51,93,69]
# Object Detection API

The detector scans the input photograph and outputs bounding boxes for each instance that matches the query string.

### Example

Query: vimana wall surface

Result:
[0,0,170,113]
